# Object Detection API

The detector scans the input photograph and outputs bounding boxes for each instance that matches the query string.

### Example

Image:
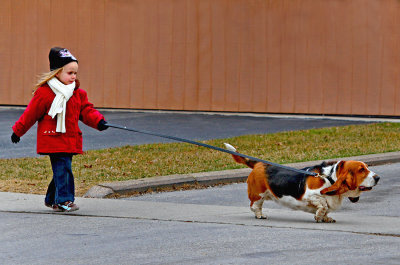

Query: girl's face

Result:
[56,62,78,85]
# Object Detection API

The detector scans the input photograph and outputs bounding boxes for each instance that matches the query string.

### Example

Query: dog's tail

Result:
[224,143,257,169]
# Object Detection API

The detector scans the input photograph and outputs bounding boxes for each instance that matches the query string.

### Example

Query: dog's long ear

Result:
[321,161,351,196]
[321,175,350,195]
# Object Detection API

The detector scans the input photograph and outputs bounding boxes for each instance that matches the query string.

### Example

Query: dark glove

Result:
[11,132,20,143]
[97,119,109,131]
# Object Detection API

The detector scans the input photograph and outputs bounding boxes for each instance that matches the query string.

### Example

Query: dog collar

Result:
[326,175,335,185]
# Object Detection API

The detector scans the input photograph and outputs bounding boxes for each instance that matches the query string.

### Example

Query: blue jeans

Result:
[45,154,75,205]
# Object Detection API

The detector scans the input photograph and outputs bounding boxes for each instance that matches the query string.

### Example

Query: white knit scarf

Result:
[47,77,75,133]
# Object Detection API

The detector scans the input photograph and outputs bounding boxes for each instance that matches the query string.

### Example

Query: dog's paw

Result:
[323,217,336,223]
[255,214,267,219]
[315,216,336,223]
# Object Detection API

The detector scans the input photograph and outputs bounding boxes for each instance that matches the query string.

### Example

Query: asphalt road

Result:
[1,108,373,159]
[1,163,400,265]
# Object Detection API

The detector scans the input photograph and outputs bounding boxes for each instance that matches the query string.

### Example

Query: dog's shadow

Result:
[235,213,356,226]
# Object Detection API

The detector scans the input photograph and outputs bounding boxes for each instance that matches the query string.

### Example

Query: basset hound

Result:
[224,143,380,223]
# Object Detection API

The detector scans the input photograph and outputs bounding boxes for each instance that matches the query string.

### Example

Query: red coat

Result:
[12,81,104,154]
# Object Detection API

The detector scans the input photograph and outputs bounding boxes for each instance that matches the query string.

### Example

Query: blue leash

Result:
[106,123,316,176]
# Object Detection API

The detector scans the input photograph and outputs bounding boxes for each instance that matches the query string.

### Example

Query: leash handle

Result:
[106,123,316,176]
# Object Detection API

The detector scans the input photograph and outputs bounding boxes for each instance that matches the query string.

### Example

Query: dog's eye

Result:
[359,167,365,173]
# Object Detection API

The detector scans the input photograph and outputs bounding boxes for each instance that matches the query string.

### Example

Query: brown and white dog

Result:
[224,143,380,223]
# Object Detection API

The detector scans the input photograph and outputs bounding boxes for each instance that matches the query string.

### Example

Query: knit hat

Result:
[49,47,78,71]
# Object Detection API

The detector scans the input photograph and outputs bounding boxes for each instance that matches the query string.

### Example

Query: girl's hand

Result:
[97,119,109,131]
[11,133,20,143]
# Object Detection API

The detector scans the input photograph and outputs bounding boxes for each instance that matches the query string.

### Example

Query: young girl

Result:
[11,47,108,212]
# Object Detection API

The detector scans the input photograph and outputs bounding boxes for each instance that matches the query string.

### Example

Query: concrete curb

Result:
[84,151,400,198]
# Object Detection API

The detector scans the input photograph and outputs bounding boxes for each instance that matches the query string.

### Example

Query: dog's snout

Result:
[373,175,380,184]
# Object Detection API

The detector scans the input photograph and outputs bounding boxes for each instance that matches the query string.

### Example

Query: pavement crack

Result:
[3,210,399,238]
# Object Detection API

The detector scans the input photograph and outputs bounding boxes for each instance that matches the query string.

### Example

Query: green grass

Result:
[1,122,399,196]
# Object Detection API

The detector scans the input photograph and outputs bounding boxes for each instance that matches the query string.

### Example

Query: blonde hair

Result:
[32,68,63,94]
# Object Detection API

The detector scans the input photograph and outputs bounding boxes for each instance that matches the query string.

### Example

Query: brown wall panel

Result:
[252,0,267,113]
[9,0,25,103]
[157,0,175,110]
[210,0,226,112]
[170,0,187,110]
[1,0,400,116]
[183,0,199,110]
[142,0,158,110]
[265,1,282,113]
[130,1,145,109]
[335,1,353,115]
[224,0,242,112]
[197,0,212,111]
[0,0,11,104]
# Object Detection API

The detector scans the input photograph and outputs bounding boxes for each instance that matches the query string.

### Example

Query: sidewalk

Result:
[1,190,399,237]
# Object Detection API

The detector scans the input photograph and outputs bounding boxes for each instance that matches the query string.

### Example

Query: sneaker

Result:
[44,202,59,211]
[56,201,79,212]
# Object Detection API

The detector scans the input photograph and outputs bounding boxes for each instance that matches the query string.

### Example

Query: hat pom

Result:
[49,47,78,71]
